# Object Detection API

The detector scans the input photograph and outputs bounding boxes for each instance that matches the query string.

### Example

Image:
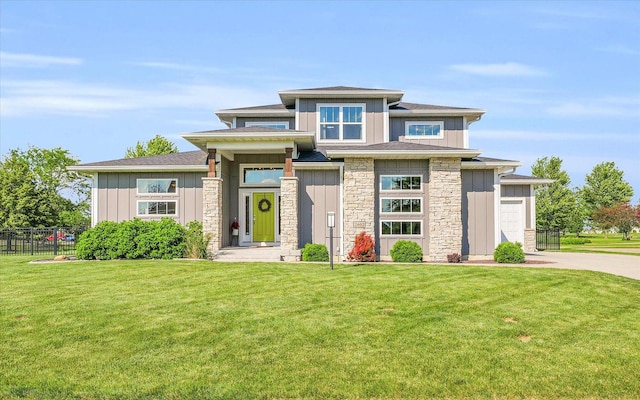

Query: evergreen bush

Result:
[390,240,423,263]
[76,218,186,260]
[301,243,329,262]
[493,242,525,264]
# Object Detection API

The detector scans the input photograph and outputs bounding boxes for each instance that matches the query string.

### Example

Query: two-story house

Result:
[70,86,547,261]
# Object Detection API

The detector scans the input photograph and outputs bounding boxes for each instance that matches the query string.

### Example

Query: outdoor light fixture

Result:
[327,212,335,228]
[327,212,335,270]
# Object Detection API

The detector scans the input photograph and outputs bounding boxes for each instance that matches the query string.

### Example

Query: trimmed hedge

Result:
[77,218,186,260]
[390,240,423,263]
[302,243,329,262]
[560,237,592,245]
[493,242,525,264]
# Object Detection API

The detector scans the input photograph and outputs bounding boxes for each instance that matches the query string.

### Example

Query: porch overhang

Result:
[181,127,315,160]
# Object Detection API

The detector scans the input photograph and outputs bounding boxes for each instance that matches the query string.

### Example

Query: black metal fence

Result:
[536,229,560,250]
[0,227,88,256]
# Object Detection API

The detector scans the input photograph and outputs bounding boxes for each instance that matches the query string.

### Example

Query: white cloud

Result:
[0,79,275,117]
[450,62,548,77]
[546,96,640,117]
[0,52,82,67]
[596,44,640,56]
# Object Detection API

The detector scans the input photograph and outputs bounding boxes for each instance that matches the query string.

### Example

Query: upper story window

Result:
[245,121,290,129]
[405,121,444,139]
[317,103,365,142]
[380,175,422,191]
[137,179,177,195]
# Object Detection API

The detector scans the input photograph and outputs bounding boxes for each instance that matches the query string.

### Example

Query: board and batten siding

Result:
[461,170,495,256]
[375,159,429,258]
[389,117,465,147]
[297,169,341,253]
[96,172,205,225]
[501,185,533,229]
[297,98,385,145]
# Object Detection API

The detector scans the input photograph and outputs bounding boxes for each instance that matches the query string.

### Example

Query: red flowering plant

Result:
[347,231,376,262]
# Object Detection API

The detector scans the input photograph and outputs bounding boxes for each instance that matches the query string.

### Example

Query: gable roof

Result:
[68,150,208,172]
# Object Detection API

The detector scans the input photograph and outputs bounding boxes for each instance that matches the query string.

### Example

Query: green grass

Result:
[560,233,640,255]
[2,258,639,399]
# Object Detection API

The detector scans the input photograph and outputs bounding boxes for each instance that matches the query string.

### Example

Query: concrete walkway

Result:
[520,251,640,280]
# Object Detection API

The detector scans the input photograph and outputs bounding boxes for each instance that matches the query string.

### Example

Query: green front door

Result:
[253,192,275,242]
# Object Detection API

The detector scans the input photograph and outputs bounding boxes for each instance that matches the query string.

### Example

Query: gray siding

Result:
[96,172,205,225]
[501,185,533,228]
[390,117,464,147]
[297,169,341,252]
[374,159,430,257]
[462,170,495,256]
[297,98,385,144]
[235,117,295,128]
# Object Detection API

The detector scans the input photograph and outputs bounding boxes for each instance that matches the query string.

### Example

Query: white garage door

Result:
[500,200,524,244]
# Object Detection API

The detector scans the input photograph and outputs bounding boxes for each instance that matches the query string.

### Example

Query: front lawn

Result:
[1,258,639,399]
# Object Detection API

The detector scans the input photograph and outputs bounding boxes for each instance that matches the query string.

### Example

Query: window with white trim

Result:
[317,103,365,141]
[381,198,422,214]
[380,175,422,191]
[137,201,177,216]
[245,121,290,129]
[240,165,284,186]
[137,179,177,195]
[405,121,444,139]
[381,221,422,236]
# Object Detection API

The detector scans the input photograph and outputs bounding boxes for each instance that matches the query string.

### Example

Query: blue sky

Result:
[1,1,639,201]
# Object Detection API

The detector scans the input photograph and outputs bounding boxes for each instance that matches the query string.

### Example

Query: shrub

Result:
[302,243,329,262]
[348,231,376,262]
[447,253,462,263]
[76,218,186,260]
[184,220,211,259]
[560,237,592,245]
[390,240,423,263]
[493,242,525,264]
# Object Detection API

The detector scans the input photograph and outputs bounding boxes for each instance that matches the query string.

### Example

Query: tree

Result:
[124,134,178,158]
[579,162,634,222]
[531,156,581,232]
[593,203,639,240]
[0,146,89,227]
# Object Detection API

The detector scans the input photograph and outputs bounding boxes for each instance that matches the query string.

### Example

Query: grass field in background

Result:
[2,257,639,399]
[561,233,640,255]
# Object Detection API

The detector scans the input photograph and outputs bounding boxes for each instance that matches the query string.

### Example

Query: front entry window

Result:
[241,165,284,186]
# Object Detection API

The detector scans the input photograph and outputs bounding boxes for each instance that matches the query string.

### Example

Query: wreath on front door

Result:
[258,198,272,213]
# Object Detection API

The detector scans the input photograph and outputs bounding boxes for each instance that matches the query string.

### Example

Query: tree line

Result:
[532,157,637,239]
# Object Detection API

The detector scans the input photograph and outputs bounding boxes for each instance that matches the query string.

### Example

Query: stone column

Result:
[343,158,376,257]
[428,158,462,262]
[202,177,223,258]
[524,228,536,253]
[280,177,300,261]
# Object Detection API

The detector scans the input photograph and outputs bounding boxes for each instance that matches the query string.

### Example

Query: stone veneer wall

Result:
[280,177,300,261]
[524,228,536,253]
[202,177,223,258]
[343,158,376,257]
[428,158,462,262]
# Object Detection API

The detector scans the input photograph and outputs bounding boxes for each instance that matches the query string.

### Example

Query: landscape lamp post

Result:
[327,211,335,270]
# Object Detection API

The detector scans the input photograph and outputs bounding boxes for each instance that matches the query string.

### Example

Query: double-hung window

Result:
[318,104,365,141]
[405,121,444,139]
[136,178,178,217]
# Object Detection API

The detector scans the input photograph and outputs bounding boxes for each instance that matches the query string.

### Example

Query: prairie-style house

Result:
[70,86,547,261]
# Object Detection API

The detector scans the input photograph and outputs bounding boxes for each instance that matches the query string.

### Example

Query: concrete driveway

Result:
[523,251,640,280]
